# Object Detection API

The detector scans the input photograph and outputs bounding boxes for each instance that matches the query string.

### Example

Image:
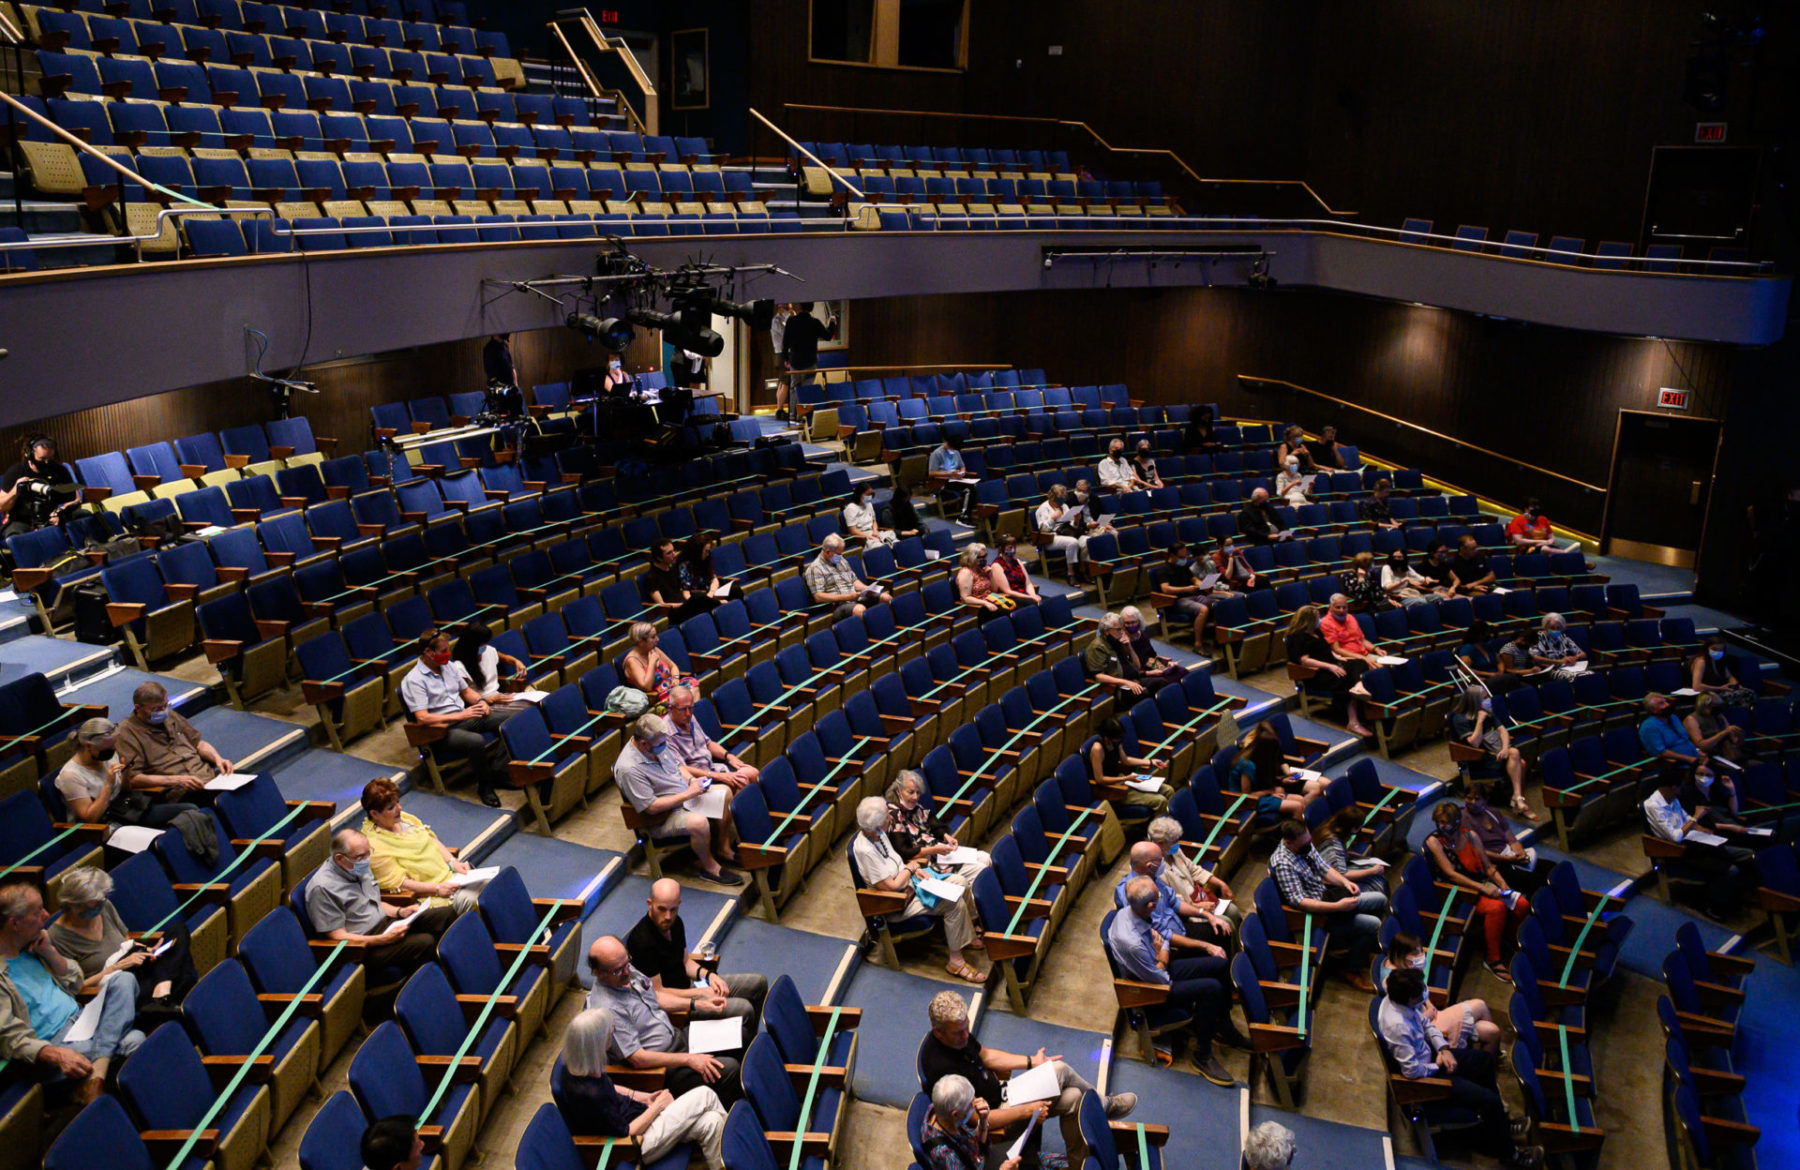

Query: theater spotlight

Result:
[629,307,724,358]
[710,296,776,331]
[565,312,634,351]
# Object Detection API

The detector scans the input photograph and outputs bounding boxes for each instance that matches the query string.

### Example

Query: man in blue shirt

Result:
[1638,693,1702,765]
[926,435,975,523]
[1112,841,1232,949]
[1106,876,1238,1086]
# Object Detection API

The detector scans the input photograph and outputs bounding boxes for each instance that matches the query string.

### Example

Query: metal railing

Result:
[749,106,865,204]
[547,9,655,136]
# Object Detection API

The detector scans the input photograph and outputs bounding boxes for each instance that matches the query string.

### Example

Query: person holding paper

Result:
[884,772,989,881]
[1083,614,1153,699]
[113,681,235,798]
[681,532,738,604]
[1108,877,1236,1085]
[616,715,743,887]
[1034,484,1092,578]
[1644,767,1758,918]
[1423,802,1529,981]
[1120,605,1187,689]
[45,865,196,1022]
[1149,541,1213,649]
[843,485,897,546]
[625,879,767,1037]
[304,830,456,975]
[1679,761,1764,845]
[1685,693,1750,766]
[451,623,530,700]
[804,533,892,621]
[852,798,986,983]
[1269,821,1384,991]
[1449,688,1534,821]
[1234,487,1285,545]
[1460,792,1543,891]
[1312,807,1391,898]
[55,716,205,833]
[1285,604,1373,737]
[1689,637,1757,709]
[1380,549,1434,607]
[0,874,145,1104]
[400,629,520,808]
[921,990,1136,1165]
[1320,594,1383,670]
[358,778,490,913]
[553,1005,728,1169]
[665,686,758,792]
[1097,439,1146,495]
[1640,693,1706,767]
[919,1073,1020,1170]
[1113,841,1239,952]
[1528,613,1588,680]
[1359,478,1404,531]
[1144,818,1240,930]
[584,935,743,1105]
[927,434,976,523]
[1211,533,1260,592]
[1231,721,1328,820]
[1086,715,1173,816]
[1274,457,1311,507]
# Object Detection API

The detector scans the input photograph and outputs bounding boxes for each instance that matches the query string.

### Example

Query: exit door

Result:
[1602,411,1720,568]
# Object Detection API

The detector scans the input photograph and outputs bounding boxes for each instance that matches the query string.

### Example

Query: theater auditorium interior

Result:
[0,2,1797,1169]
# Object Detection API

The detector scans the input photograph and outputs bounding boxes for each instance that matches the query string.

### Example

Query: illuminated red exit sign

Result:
[1659,387,1689,410]
[1695,122,1727,143]
[598,9,621,23]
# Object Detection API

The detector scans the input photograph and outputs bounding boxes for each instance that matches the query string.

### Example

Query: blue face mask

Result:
[1710,649,1724,660]
[349,858,372,879]
[956,1109,981,1136]
[147,709,168,726]
[651,741,669,756]
[77,903,104,920]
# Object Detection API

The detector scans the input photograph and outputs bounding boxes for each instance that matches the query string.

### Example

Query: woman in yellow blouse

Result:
[359,777,489,913]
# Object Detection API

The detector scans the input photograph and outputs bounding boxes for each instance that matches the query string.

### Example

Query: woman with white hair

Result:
[46,864,197,1017]
[1529,613,1587,680]
[1145,817,1240,931]
[1242,1120,1297,1170]
[554,1005,728,1170]
[884,772,989,878]
[850,796,985,983]
[921,1074,1022,1170]
[1119,606,1185,688]
[955,543,1009,611]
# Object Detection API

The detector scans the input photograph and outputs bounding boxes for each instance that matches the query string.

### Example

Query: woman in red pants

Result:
[1423,800,1530,981]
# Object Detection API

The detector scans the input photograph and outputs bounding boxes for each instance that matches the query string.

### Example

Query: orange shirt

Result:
[1319,611,1370,656]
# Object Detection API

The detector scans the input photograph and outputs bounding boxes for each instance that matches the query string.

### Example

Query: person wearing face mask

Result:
[883,488,925,540]
[803,533,891,620]
[1235,487,1287,545]
[1113,841,1238,954]
[842,485,896,545]
[400,630,519,808]
[1131,440,1164,490]
[1097,439,1143,494]
[1679,761,1761,843]
[1689,637,1755,709]
[55,716,204,831]
[1639,693,1704,766]
[46,865,197,1029]
[1643,766,1759,918]
[1306,425,1343,470]
[1529,612,1587,680]
[920,1074,1023,1170]
[1505,497,1580,555]
[304,829,450,976]
[1340,551,1390,612]
[1120,605,1185,687]
[1460,791,1542,891]
[1149,540,1212,648]
[1211,532,1258,591]
[1449,687,1534,820]
[987,535,1041,605]
[1685,692,1750,766]
[1274,456,1311,507]
[1423,801,1527,981]
[1359,477,1402,530]
[1034,484,1090,578]
[1381,549,1432,607]
[927,434,976,523]
[0,434,77,539]
[1069,479,1115,533]
[616,715,743,886]
[113,680,236,804]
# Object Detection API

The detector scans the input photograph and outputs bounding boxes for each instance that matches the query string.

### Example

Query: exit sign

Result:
[1695,122,1728,143]
[1659,387,1689,410]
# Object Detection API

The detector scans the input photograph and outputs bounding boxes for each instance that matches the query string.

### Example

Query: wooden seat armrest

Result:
[171,883,231,905]
[200,1054,274,1085]
[805,1005,862,1032]
[1532,1021,1586,1044]
[570,1135,642,1165]
[1112,979,1170,1008]
[1700,1118,1760,1146]
[782,1063,848,1089]
[106,601,147,627]
[531,897,585,923]
[999,897,1053,920]
[765,1133,832,1160]
[1109,1122,1170,1146]
[1533,1067,1595,1095]
[856,888,909,916]
[416,1054,484,1085]
[232,838,286,861]
[255,992,323,1018]
[453,993,519,1020]
[1248,1022,1308,1052]
[404,721,447,746]
[140,1131,220,1158]
[492,942,552,965]
[736,842,790,869]
[1704,949,1757,975]
[1688,1066,1747,1095]
[607,1065,664,1090]
[1020,862,1070,882]
[202,637,245,664]
[1390,1075,1454,1104]
[1691,978,1745,1006]
[416,1126,447,1155]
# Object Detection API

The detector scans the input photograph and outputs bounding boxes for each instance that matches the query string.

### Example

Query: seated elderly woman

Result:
[954,543,1012,612]
[885,771,990,877]
[359,777,490,912]
[1144,816,1240,929]
[920,1073,1028,1170]
[622,621,692,711]
[553,1005,729,1170]
[1274,455,1311,507]
[851,796,987,984]
[45,864,197,1015]
[987,534,1042,605]
[1120,606,1186,688]
[1528,613,1587,680]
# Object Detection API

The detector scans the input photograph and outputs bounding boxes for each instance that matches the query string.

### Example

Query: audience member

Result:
[1529,613,1587,679]
[360,777,489,912]
[1035,484,1092,577]
[665,684,758,792]
[115,680,236,798]
[360,1116,426,1170]
[621,621,690,709]
[399,629,516,807]
[1418,542,1458,597]
[919,1074,1016,1170]
[452,624,528,700]
[1230,720,1326,818]
[1679,759,1756,841]
[1448,534,1495,594]
[1087,715,1174,816]
[1069,481,1115,534]
[554,1005,728,1170]
[1268,821,1383,991]
[1422,802,1528,981]
[55,716,205,838]
[1184,405,1222,453]
[45,865,196,1014]
[1083,613,1149,697]
[1448,687,1533,820]
[1274,457,1310,507]
[1504,498,1579,555]
[1145,817,1240,931]
[1360,478,1403,530]
[804,533,891,620]
[1461,790,1542,891]
[1306,425,1342,470]
[645,539,715,623]
[987,534,1042,605]
[954,543,1007,612]
[1644,766,1761,918]
[1235,488,1285,545]
[626,879,766,1037]
[842,484,896,546]
[885,771,989,877]
[1456,620,1518,694]
[1690,637,1756,708]
[927,434,975,523]
[584,935,743,1104]
[1340,552,1389,611]
[1242,1121,1297,1170]
[1312,806,1389,897]
[1097,439,1143,493]
[1108,876,1236,1084]
[1132,440,1164,490]
[1377,933,1500,1049]
[1685,693,1748,766]
[1211,533,1259,591]
[1497,628,1545,686]
[615,715,743,886]
[305,830,456,975]
[1113,841,1235,948]
[0,874,143,1103]
[921,990,1134,1164]
[1378,968,1541,1169]
[1320,593,1384,670]
[1276,425,1315,474]
[680,532,736,604]
[851,797,986,983]
[1120,605,1186,688]
[883,489,925,540]
[1639,693,1704,766]
[1284,604,1373,737]
[1381,549,1433,607]
[1148,540,1212,647]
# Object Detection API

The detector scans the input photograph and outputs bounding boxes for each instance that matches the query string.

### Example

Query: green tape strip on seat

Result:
[788,1007,843,1170]
[764,737,871,847]
[0,825,82,880]
[1296,913,1313,1038]
[1420,894,1455,985]
[1557,1024,1580,1133]
[1137,1122,1152,1169]
[941,685,1097,809]
[146,800,313,934]
[1191,794,1250,865]
[1004,807,1095,936]
[1557,897,1612,988]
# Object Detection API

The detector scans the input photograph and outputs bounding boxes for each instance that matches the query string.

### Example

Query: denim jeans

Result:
[57,969,144,1064]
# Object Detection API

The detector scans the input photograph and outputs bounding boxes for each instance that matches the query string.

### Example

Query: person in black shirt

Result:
[1235,487,1285,545]
[644,540,714,623]
[919,990,1135,1166]
[482,333,516,386]
[883,490,924,540]
[0,435,78,539]
[554,1004,729,1167]
[1306,425,1342,470]
[1148,539,1211,645]
[1183,405,1221,453]
[1449,534,1495,595]
[1419,542,1458,596]
[1360,478,1401,530]
[775,301,838,422]
[624,878,766,1038]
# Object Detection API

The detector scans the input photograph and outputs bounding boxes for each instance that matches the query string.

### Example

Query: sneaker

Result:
[694,867,746,887]
[1103,1093,1138,1119]
[1509,1116,1531,1142]
[1487,960,1514,984]
[1508,1145,1544,1170]
[775,408,789,422]
[1215,1020,1253,1051]
[1196,1053,1235,1087]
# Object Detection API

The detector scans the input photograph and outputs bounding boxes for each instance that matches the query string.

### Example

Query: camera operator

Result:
[480,333,525,419]
[0,435,77,538]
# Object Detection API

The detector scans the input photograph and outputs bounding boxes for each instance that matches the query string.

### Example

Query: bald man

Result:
[1112,841,1234,955]
[1235,486,1286,545]
[586,934,743,1105]
[304,829,457,975]
[625,878,767,1035]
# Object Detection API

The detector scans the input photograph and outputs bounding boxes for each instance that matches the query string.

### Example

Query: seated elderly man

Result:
[1143,819,1242,933]
[1640,693,1704,766]
[304,829,457,975]
[1269,820,1384,991]
[585,934,742,1104]
[359,777,488,913]
[1235,487,1286,545]
[626,878,767,1037]
[1098,439,1147,494]
[851,796,987,984]
[1084,611,1150,698]
[1242,1121,1298,1170]
[1114,840,1237,953]
[616,714,743,887]
[115,680,237,798]
[803,533,891,621]
[1108,875,1236,1085]
[0,874,144,1104]
[664,685,758,793]
[920,990,1136,1166]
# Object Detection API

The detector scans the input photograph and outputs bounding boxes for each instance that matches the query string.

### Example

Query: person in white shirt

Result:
[1643,765,1758,918]
[1380,550,1433,607]
[1274,458,1310,507]
[849,797,985,983]
[841,485,895,545]
[1034,484,1090,576]
[1096,440,1143,493]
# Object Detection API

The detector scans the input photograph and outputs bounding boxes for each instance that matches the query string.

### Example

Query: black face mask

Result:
[92,747,114,762]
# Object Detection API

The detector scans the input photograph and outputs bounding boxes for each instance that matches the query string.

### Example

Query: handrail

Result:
[749,106,866,202]
[0,90,212,209]
[1236,374,1607,493]
[775,361,1012,385]
[0,6,23,44]
[777,101,1353,217]
[548,10,656,136]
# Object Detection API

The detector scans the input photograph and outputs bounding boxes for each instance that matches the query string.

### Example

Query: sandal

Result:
[947,959,988,984]
[1511,797,1539,822]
